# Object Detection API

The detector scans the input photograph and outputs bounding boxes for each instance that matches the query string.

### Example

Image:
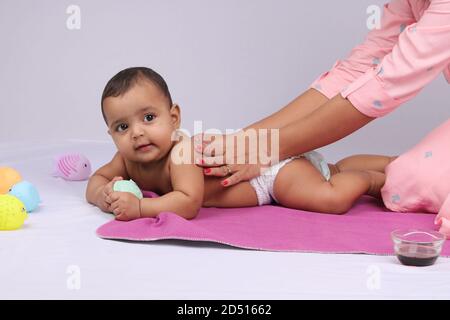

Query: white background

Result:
[1,0,449,162]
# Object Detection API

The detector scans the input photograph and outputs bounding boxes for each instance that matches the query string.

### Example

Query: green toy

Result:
[113,179,143,199]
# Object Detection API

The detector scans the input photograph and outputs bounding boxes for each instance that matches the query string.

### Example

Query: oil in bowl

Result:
[391,229,445,267]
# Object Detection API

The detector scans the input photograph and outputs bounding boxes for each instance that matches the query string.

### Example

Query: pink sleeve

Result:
[341,0,450,118]
[310,0,416,99]
[436,193,450,239]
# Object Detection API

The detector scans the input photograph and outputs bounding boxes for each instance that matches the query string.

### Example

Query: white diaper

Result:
[249,151,331,206]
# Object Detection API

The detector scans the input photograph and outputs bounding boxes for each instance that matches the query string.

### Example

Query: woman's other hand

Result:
[192,131,269,187]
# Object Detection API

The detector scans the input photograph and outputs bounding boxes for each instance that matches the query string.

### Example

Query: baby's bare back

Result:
[202,176,258,208]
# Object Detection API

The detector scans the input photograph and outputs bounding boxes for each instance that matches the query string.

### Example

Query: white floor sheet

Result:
[1,140,449,299]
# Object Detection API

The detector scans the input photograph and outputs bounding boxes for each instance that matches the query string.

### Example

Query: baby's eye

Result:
[144,114,155,122]
[116,124,128,132]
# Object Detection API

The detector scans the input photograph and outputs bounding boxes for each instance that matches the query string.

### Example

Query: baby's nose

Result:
[131,125,145,138]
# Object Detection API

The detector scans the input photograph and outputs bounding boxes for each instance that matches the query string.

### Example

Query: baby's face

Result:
[103,80,180,164]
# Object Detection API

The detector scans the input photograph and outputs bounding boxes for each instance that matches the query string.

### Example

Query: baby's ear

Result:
[170,104,181,128]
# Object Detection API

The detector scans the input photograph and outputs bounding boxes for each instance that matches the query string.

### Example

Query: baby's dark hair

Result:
[101,67,173,123]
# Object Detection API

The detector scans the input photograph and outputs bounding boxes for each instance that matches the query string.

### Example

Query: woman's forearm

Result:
[244,88,330,130]
[279,94,375,159]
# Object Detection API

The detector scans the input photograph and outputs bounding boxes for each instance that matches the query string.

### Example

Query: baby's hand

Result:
[101,176,123,212]
[109,191,141,221]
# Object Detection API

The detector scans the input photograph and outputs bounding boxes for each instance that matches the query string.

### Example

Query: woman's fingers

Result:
[219,164,263,186]
[192,133,202,144]
[192,133,207,150]
[221,171,243,187]
[199,134,226,157]
[196,155,226,167]
[203,165,232,177]
[202,164,262,186]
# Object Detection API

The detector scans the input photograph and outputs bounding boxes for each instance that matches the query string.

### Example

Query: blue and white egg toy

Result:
[8,181,41,212]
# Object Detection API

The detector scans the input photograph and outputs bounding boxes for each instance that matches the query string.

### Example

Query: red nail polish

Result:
[204,168,211,174]
[222,180,228,186]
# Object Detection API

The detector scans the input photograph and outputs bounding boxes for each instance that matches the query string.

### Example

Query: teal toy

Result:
[113,179,143,199]
[8,181,41,213]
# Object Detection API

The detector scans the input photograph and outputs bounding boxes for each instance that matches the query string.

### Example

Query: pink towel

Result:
[96,194,449,256]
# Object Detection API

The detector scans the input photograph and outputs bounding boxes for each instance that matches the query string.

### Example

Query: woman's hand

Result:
[193,131,266,187]
[205,163,263,187]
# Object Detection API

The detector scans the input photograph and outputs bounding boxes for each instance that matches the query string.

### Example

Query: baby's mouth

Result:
[135,143,154,151]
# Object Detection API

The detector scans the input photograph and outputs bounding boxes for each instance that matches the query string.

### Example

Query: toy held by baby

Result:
[113,179,143,199]
[52,153,92,181]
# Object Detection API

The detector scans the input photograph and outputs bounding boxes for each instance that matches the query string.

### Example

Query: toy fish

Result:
[9,181,41,212]
[52,153,92,181]
[0,194,28,230]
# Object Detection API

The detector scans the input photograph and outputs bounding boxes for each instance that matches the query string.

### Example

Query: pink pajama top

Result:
[380,117,450,238]
[310,0,450,118]
[311,0,450,237]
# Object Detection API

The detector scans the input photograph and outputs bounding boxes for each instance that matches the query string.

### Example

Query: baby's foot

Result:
[366,170,386,199]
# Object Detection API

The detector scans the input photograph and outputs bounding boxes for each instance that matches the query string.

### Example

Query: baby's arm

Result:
[140,164,203,219]
[85,152,129,212]
[112,139,204,221]
[138,150,204,220]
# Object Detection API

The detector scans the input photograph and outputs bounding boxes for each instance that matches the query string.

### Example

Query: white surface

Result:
[1,140,450,300]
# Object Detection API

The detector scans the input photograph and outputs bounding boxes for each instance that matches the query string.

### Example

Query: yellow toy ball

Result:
[0,194,28,230]
[0,167,22,194]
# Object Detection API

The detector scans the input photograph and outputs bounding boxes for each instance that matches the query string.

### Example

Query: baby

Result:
[86,67,396,221]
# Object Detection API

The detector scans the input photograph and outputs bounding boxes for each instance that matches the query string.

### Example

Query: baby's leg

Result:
[273,158,385,214]
[330,154,398,174]
[202,176,259,208]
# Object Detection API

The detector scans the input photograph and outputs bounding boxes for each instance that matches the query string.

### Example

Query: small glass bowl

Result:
[391,229,445,267]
